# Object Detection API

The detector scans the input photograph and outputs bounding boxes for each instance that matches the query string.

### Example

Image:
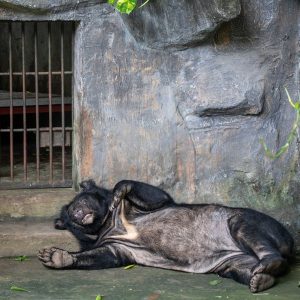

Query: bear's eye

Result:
[79,199,87,205]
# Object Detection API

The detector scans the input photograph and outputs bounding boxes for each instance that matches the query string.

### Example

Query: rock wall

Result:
[0,0,299,248]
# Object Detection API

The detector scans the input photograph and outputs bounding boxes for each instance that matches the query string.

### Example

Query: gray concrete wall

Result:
[0,0,299,248]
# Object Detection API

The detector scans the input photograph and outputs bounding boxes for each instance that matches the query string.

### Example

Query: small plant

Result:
[260,88,300,159]
[108,0,150,14]
[14,255,30,262]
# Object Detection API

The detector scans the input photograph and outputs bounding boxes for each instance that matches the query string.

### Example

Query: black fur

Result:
[39,180,295,293]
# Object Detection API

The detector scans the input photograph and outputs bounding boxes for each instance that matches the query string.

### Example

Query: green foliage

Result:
[260,88,300,159]
[95,295,103,300]
[108,0,150,14]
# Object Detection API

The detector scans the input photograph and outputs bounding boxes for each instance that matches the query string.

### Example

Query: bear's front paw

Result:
[38,247,75,269]
[109,194,121,211]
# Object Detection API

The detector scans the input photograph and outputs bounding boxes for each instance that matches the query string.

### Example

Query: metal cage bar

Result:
[34,22,40,181]
[8,22,14,181]
[71,22,75,182]
[48,22,53,183]
[61,22,65,181]
[21,22,28,181]
[0,71,72,76]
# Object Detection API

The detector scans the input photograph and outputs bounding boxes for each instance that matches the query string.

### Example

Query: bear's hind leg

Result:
[252,255,288,277]
[228,215,289,277]
[216,255,275,293]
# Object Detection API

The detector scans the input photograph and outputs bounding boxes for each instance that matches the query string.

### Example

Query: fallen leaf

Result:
[147,291,161,300]
[124,264,135,270]
[209,279,222,286]
[95,295,103,300]
[254,293,270,296]
[10,285,29,292]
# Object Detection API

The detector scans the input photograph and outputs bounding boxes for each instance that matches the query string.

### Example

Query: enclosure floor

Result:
[0,256,299,300]
[0,146,72,185]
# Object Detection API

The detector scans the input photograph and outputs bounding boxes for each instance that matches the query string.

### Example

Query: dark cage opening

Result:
[0,21,75,189]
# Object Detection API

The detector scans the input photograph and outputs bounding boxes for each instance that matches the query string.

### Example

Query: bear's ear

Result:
[54,218,66,230]
[79,179,97,192]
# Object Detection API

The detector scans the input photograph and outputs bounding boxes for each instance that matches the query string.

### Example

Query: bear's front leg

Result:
[39,245,132,269]
[110,180,174,212]
[38,247,75,269]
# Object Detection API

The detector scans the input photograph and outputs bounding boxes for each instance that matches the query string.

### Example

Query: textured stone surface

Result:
[0,0,299,250]
[121,0,241,49]
[0,0,103,12]
[175,51,266,119]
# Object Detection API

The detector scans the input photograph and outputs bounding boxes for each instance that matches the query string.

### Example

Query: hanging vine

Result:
[108,0,150,14]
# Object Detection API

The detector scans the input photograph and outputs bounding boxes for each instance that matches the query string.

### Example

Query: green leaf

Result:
[10,285,29,292]
[115,0,135,14]
[109,0,151,14]
[124,264,135,270]
[95,295,103,300]
[14,255,29,261]
[209,279,222,286]
[116,0,137,14]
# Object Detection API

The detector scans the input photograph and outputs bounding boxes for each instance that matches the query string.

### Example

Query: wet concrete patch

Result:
[0,257,299,300]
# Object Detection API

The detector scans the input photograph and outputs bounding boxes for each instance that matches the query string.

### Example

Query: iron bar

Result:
[61,22,65,181]
[0,180,73,190]
[0,127,73,133]
[34,22,40,181]
[8,22,14,181]
[71,22,75,184]
[48,22,53,183]
[0,71,72,76]
[21,22,27,181]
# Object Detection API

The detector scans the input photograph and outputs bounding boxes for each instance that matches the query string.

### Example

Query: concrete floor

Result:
[0,257,299,300]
